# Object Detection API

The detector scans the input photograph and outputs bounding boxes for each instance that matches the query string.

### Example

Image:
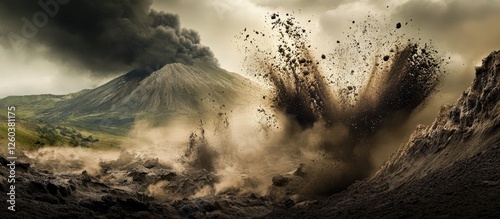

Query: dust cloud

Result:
[235,12,445,196]
[22,12,446,202]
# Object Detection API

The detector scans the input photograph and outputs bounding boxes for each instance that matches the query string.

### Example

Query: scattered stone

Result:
[27,181,48,195]
[284,198,295,208]
[294,163,307,177]
[272,175,289,187]
[143,158,159,169]
[82,170,92,182]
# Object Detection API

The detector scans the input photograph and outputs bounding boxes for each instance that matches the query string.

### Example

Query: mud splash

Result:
[239,12,444,196]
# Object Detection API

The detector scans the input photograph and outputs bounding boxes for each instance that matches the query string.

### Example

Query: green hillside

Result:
[0,94,64,118]
[0,115,122,152]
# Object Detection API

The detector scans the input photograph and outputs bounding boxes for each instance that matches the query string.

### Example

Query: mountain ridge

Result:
[0,61,255,134]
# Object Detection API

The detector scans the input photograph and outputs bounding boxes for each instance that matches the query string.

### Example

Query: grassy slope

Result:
[0,94,134,136]
[0,115,123,155]
[0,95,64,118]
[0,118,41,150]
[0,93,128,151]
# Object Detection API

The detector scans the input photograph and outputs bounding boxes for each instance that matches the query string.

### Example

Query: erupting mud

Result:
[238,12,445,196]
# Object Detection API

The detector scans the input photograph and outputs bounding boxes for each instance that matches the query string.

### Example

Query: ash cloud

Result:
[0,0,216,76]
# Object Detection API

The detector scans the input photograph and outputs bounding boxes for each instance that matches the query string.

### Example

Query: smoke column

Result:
[0,0,216,76]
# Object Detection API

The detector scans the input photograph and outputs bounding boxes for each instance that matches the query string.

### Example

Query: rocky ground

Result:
[1,51,499,218]
[0,152,278,219]
[268,144,500,218]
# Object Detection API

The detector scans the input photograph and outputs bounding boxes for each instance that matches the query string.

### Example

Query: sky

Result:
[1,0,499,102]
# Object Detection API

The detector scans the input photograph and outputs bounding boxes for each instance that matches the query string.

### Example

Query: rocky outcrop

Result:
[376,50,500,185]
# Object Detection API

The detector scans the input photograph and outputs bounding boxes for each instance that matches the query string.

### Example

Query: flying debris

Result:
[240,11,444,195]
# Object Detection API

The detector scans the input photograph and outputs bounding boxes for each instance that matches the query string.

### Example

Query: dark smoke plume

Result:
[240,12,444,196]
[0,0,216,75]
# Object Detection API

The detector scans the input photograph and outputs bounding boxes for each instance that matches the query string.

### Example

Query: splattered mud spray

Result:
[237,12,444,196]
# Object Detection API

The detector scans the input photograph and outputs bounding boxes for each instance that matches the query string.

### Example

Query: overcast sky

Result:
[1,0,499,102]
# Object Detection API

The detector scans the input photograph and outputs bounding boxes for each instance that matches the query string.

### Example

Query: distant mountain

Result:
[0,61,256,134]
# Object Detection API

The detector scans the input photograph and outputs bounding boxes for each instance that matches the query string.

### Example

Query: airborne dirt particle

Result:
[239,12,444,197]
[185,123,218,172]
[396,22,402,29]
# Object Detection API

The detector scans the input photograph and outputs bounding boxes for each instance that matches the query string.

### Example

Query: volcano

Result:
[0,61,253,134]
[58,62,247,114]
